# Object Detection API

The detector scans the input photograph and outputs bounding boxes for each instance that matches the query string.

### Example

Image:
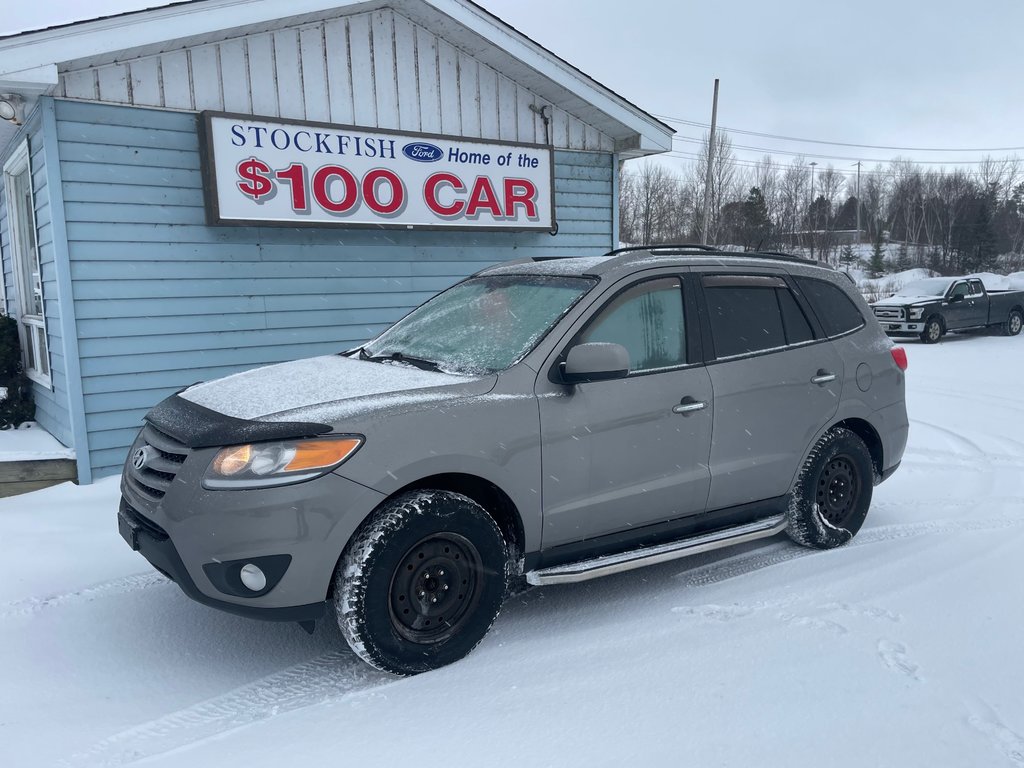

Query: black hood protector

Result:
[145,394,332,449]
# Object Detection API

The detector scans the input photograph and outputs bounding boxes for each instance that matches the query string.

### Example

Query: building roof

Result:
[0,0,673,157]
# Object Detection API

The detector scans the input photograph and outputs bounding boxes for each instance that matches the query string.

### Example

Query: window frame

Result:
[696,271,826,363]
[2,139,51,388]
[790,274,867,341]
[550,272,703,383]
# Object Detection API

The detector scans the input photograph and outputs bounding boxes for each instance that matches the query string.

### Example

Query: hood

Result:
[873,295,941,307]
[179,354,493,422]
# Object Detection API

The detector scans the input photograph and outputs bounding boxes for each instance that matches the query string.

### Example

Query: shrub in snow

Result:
[0,315,35,429]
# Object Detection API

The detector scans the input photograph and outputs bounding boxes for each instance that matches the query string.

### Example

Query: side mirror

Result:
[562,342,630,384]
[949,293,964,303]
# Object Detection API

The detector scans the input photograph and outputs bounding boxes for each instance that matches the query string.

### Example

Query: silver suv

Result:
[119,246,909,675]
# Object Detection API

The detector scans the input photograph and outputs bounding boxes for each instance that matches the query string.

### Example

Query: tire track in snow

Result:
[908,418,988,457]
[967,702,1024,766]
[61,651,394,767]
[0,572,169,621]
[679,516,1024,588]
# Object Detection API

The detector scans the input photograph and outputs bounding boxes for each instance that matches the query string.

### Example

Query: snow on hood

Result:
[180,355,474,421]
[874,295,941,307]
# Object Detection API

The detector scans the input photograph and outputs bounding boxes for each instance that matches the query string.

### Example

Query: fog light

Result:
[239,563,267,592]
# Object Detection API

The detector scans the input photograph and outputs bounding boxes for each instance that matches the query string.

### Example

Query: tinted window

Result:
[794,277,865,337]
[777,287,814,344]
[580,278,685,372]
[705,286,786,358]
[969,280,985,296]
[950,282,969,299]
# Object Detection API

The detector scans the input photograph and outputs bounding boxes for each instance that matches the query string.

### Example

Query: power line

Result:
[654,112,1024,154]
[662,150,911,177]
[670,135,1014,165]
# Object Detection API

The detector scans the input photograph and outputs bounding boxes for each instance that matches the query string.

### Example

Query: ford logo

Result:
[402,142,444,162]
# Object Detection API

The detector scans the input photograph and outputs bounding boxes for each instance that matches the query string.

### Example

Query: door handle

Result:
[811,371,837,385]
[672,397,707,415]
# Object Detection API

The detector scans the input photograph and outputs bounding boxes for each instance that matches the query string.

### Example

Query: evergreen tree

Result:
[869,236,887,278]
[840,243,856,268]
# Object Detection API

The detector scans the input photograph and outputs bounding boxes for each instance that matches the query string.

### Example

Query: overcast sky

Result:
[4,0,1023,178]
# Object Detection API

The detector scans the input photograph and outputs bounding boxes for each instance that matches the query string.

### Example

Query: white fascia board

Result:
[425,0,674,154]
[0,64,58,94]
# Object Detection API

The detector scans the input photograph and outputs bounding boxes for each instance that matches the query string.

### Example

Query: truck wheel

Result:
[786,427,874,550]
[1003,309,1023,337]
[334,490,508,675]
[920,317,943,344]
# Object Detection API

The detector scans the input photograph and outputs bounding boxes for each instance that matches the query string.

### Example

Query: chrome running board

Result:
[525,514,788,586]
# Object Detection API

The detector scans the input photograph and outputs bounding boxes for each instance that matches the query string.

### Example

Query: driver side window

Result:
[950,282,969,299]
[579,278,686,373]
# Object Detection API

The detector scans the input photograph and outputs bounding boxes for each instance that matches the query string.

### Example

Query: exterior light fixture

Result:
[0,95,24,124]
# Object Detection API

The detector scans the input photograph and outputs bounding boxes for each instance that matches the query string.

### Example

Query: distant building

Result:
[0,0,672,482]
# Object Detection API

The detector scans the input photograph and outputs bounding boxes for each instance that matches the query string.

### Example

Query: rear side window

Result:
[794,277,865,338]
[580,277,686,372]
[704,284,787,358]
[777,288,814,344]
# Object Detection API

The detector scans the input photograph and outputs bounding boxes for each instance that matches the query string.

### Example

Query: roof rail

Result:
[604,243,719,256]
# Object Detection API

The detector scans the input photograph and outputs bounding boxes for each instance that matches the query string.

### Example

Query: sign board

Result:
[200,112,555,231]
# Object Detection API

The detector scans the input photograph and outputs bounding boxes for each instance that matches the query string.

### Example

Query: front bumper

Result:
[118,499,326,622]
[879,321,923,335]
[119,451,387,617]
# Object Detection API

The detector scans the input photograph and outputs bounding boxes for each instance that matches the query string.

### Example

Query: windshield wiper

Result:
[363,351,441,372]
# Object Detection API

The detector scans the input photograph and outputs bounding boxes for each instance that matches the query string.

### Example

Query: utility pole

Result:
[700,78,720,246]
[809,161,817,259]
[853,161,862,243]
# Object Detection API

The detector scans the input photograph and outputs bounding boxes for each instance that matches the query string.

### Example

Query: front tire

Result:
[1003,309,1023,337]
[334,490,508,675]
[920,316,943,344]
[786,427,874,549]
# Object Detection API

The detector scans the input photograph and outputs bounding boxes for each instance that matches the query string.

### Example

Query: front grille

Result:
[121,498,169,541]
[125,423,192,503]
[873,306,905,321]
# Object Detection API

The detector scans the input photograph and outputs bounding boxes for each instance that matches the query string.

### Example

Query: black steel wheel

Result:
[920,317,943,344]
[814,456,863,528]
[388,532,483,644]
[787,427,874,549]
[334,490,508,675]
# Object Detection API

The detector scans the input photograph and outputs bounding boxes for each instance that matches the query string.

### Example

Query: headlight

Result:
[204,436,363,489]
[908,307,925,320]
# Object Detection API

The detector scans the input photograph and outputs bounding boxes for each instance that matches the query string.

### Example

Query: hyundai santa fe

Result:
[119,245,909,675]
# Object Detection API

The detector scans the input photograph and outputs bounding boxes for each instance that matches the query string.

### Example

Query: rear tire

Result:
[334,490,508,676]
[786,427,874,550]
[1002,309,1023,337]
[920,316,943,344]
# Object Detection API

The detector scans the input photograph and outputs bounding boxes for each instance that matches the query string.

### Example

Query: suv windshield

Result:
[364,274,595,375]
[895,278,952,297]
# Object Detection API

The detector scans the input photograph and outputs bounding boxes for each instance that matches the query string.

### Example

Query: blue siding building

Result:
[0,0,673,482]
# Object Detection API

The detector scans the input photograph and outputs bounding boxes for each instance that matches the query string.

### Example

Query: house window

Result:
[3,140,50,387]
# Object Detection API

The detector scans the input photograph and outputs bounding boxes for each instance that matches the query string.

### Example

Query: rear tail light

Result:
[891,347,908,371]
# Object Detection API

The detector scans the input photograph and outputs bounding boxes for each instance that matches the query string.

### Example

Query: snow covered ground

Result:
[3,332,1024,767]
